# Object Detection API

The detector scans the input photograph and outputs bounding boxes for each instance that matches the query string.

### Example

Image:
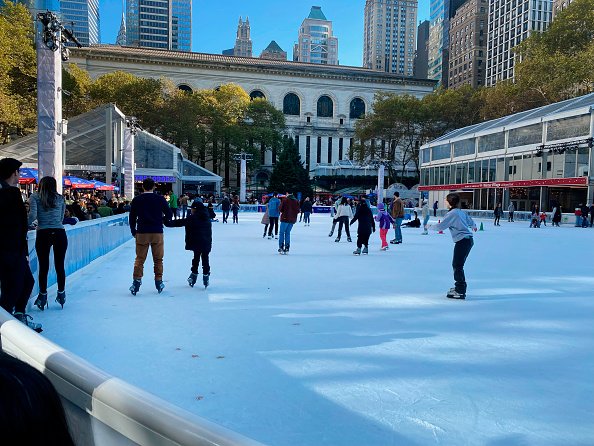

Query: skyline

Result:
[99,0,431,67]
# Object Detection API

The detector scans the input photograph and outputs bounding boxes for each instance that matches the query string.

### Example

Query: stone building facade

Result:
[69,45,435,188]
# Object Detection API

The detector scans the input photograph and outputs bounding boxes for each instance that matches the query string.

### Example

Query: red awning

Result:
[418,177,588,191]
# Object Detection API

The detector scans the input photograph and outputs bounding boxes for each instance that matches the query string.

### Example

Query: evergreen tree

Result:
[269,137,312,197]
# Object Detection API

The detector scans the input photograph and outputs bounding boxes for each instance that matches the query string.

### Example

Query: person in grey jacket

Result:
[429,193,477,300]
[267,192,281,238]
[28,176,68,310]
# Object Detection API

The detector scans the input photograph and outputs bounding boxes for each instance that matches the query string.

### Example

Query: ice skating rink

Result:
[33,213,594,445]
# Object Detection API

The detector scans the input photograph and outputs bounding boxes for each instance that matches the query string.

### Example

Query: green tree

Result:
[269,137,312,196]
[0,1,36,143]
[62,63,94,118]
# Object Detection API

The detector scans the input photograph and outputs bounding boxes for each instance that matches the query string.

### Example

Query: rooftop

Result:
[308,6,327,21]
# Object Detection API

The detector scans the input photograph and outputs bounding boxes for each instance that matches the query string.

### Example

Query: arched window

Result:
[317,95,333,118]
[283,93,300,115]
[350,98,366,119]
[250,90,265,100]
[178,84,193,94]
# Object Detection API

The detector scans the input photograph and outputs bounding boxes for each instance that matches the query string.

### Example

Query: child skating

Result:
[350,197,375,255]
[165,198,212,289]
[374,203,394,250]
[429,193,477,299]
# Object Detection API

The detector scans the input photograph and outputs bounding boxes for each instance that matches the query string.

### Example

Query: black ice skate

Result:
[56,290,66,309]
[447,289,466,299]
[362,246,368,255]
[353,247,361,255]
[129,279,141,295]
[13,312,43,333]
[188,273,197,287]
[203,274,210,289]
[155,280,165,294]
[34,292,48,311]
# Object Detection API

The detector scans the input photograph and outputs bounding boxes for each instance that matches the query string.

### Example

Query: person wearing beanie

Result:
[350,197,375,255]
[421,199,430,235]
[374,202,394,250]
[0,158,40,332]
[165,197,212,288]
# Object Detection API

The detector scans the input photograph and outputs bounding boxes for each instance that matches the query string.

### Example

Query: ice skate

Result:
[203,274,210,289]
[13,312,42,333]
[381,246,389,251]
[347,237,352,242]
[362,246,368,255]
[56,290,66,309]
[328,231,334,237]
[353,247,361,255]
[335,237,340,242]
[129,279,141,295]
[390,239,397,244]
[447,289,466,300]
[155,279,165,294]
[188,273,198,287]
[34,292,48,311]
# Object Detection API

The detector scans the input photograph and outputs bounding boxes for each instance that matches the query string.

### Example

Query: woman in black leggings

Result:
[28,177,68,310]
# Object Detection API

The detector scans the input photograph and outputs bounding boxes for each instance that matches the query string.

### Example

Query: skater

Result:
[334,197,353,242]
[581,203,590,228]
[350,197,375,255]
[261,205,270,238]
[267,192,281,238]
[508,202,515,222]
[28,176,68,310]
[220,193,231,223]
[231,195,240,224]
[165,198,212,289]
[129,177,173,295]
[433,200,438,217]
[552,205,562,227]
[328,198,340,237]
[301,197,313,226]
[390,192,404,244]
[180,193,189,218]
[168,191,178,220]
[540,211,547,227]
[206,202,218,222]
[493,203,502,226]
[421,200,430,235]
[0,158,40,332]
[401,211,421,228]
[429,193,477,299]
[278,192,300,254]
[374,203,394,250]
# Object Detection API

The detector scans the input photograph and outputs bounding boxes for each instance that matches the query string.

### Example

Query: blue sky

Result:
[100,0,430,67]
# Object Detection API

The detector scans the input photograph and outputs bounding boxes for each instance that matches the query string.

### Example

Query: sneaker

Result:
[447,290,466,299]
[13,312,43,333]
[362,246,368,255]
[353,247,361,255]
[188,273,198,287]
[129,279,142,295]
[203,274,210,288]
[155,280,165,294]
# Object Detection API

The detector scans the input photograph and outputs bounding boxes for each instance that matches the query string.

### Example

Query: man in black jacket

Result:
[0,158,40,332]
[165,198,212,288]
[129,178,173,295]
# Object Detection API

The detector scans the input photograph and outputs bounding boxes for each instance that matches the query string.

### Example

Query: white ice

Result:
[33,213,594,445]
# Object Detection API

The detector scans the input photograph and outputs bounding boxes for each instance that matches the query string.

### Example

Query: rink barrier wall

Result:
[0,311,264,446]
[215,205,577,224]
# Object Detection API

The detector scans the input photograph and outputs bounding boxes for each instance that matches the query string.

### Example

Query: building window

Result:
[250,90,265,100]
[317,95,334,117]
[283,93,300,115]
[317,137,322,163]
[349,98,366,119]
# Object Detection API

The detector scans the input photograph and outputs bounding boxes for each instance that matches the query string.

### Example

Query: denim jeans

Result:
[394,218,403,242]
[422,215,430,228]
[303,212,311,224]
[279,222,294,249]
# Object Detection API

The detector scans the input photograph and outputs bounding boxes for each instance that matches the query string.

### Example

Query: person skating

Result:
[278,192,300,254]
[421,200,430,235]
[429,193,477,300]
[0,158,40,332]
[493,203,503,226]
[165,198,212,289]
[433,200,438,217]
[261,205,270,238]
[507,202,515,222]
[390,192,404,244]
[231,195,240,224]
[220,194,231,223]
[374,203,394,250]
[267,192,281,239]
[168,191,179,220]
[129,178,173,295]
[401,211,421,228]
[328,197,340,237]
[28,176,68,310]
[350,197,375,255]
[301,197,313,226]
[334,197,353,242]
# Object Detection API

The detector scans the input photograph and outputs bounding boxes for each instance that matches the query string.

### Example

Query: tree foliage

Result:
[269,137,312,196]
[0,1,36,143]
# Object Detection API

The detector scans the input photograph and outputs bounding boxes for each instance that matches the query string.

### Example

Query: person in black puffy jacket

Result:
[165,198,212,287]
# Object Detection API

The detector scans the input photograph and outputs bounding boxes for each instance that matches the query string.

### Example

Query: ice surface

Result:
[34,213,594,445]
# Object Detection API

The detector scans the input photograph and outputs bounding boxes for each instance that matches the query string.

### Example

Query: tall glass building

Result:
[61,0,100,46]
[126,0,191,51]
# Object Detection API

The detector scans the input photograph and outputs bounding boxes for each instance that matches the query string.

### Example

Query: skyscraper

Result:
[260,40,287,61]
[485,0,552,86]
[61,0,100,46]
[293,6,338,65]
[448,0,487,88]
[233,17,252,57]
[427,0,465,86]
[363,0,418,76]
[126,0,191,51]
[414,20,430,78]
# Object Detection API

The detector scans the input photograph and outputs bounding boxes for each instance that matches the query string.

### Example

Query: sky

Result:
[36,213,594,445]
[100,0,431,67]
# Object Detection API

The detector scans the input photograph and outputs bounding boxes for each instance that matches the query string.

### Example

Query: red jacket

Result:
[280,196,300,223]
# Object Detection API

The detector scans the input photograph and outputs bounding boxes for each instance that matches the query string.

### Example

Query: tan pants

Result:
[133,233,164,281]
